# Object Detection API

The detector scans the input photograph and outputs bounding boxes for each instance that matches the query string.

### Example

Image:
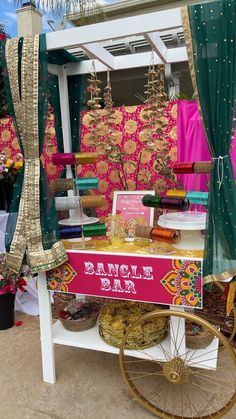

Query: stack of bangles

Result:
[135,224,180,244]
[173,161,212,174]
[165,190,208,206]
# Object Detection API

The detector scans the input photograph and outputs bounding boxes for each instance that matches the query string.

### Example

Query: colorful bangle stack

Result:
[135,224,180,244]
[166,190,208,206]
[76,178,99,190]
[186,191,208,206]
[80,195,105,209]
[83,224,107,237]
[59,224,107,239]
[142,194,189,211]
[52,152,98,166]
[54,196,80,211]
[159,197,189,211]
[151,227,180,244]
[194,161,212,174]
[173,162,195,174]
[75,152,97,165]
[52,153,75,166]
[50,178,74,192]
[166,190,187,198]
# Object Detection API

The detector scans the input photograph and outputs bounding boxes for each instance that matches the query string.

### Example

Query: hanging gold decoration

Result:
[101,70,128,190]
[86,61,103,143]
[142,53,178,193]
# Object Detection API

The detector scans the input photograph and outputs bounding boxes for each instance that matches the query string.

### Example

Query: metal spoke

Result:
[157,341,172,361]
[176,330,187,357]
[186,345,219,364]
[127,371,164,381]
[190,381,220,397]
[172,382,175,418]
[146,335,173,361]
[169,319,180,356]
[188,357,218,367]
[192,375,217,413]
[180,347,195,363]
[163,381,170,411]
[147,381,166,407]
[180,385,184,418]
[190,370,235,388]
[127,370,162,375]
[133,349,165,368]
[186,385,197,418]
[125,359,157,364]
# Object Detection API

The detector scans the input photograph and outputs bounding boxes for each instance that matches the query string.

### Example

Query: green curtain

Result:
[1,38,24,250]
[48,74,86,154]
[47,50,83,153]
[38,34,61,252]
[47,49,80,66]
[48,74,64,153]
[68,74,86,152]
[186,0,236,280]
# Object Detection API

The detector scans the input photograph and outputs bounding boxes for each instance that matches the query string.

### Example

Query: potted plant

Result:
[0,252,31,330]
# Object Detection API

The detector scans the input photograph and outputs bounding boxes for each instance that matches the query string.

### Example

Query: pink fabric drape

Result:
[177,100,236,192]
[177,100,211,192]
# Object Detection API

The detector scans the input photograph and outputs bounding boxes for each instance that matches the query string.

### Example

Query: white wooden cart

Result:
[37,7,236,418]
[38,246,235,418]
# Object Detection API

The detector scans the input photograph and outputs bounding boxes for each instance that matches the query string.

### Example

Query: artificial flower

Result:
[0,152,24,183]
[0,253,31,295]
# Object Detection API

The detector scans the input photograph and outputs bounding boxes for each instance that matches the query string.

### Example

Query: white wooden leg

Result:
[169,306,186,357]
[37,272,56,384]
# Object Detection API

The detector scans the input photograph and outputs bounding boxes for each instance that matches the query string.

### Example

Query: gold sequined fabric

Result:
[5,36,67,273]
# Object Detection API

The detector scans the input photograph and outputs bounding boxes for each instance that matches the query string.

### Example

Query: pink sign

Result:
[47,251,203,308]
[112,191,155,239]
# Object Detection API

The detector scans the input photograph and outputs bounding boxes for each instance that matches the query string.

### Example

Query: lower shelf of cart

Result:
[53,320,218,368]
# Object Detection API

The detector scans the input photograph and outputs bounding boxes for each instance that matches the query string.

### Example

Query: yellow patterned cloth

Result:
[62,238,204,258]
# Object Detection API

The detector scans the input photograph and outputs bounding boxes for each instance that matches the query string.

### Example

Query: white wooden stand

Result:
[36,7,219,384]
[37,270,218,384]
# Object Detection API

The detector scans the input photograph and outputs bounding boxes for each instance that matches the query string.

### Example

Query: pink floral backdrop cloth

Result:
[79,102,178,222]
[177,100,236,192]
[3,100,235,222]
[0,111,61,180]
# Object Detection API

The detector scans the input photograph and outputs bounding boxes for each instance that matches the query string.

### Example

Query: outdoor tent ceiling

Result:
[46,7,187,75]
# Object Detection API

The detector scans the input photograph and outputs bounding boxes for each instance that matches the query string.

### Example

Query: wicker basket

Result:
[99,301,168,349]
[186,321,214,349]
[59,300,100,332]
[59,314,98,332]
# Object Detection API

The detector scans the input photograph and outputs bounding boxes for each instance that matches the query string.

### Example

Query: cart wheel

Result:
[198,282,236,347]
[119,310,236,419]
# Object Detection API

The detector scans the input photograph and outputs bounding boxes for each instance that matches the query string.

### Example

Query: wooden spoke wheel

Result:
[119,310,236,419]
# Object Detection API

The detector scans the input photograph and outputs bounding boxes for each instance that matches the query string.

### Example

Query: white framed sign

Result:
[112,190,155,240]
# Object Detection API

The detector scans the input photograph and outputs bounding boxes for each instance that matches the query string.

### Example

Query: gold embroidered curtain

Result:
[3,35,67,273]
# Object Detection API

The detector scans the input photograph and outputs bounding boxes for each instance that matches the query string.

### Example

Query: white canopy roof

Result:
[46,7,187,75]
